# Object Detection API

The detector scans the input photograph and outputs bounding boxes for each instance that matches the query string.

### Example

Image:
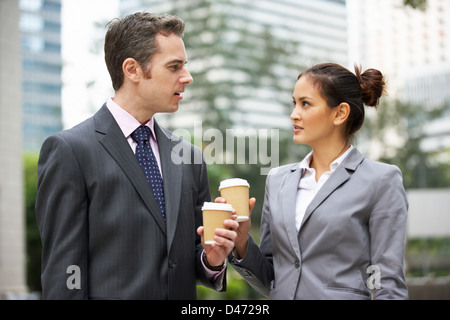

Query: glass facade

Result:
[347,0,450,155]
[19,0,62,151]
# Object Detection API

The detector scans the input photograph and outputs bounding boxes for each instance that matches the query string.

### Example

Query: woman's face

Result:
[290,76,339,147]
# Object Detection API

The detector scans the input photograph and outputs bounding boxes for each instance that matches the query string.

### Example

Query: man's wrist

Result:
[202,250,225,271]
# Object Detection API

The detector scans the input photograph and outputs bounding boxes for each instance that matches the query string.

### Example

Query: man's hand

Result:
[197,218,239,268]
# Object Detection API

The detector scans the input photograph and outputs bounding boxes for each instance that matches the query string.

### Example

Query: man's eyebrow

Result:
[166,59,187,65]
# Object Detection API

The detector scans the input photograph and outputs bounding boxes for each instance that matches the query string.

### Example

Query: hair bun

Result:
[354,65,387,107]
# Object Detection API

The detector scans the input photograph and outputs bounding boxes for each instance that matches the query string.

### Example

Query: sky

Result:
[61,0,119,129]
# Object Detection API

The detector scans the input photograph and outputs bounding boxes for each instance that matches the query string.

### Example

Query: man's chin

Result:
[160,107,179,115]
[169,105,180,113]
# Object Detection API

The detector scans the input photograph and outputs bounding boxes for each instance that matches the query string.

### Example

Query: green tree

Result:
[359,99,450,189]
[404,0,428,10]
[23,152,41,292]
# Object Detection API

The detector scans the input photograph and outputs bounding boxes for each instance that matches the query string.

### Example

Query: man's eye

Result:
[169,65,179,70]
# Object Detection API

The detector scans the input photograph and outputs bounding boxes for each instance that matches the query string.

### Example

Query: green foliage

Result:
[408,238,450,255]
[403,0,428,10]
[406,237,450,277]
[197,265,266,300]
[23,152,42,292]
[359,99,450,189]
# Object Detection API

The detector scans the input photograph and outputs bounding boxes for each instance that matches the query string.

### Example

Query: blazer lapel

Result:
[280,164,303,258]
[94,105,167,234]
[154,120,182,252]
[299,148,365,233]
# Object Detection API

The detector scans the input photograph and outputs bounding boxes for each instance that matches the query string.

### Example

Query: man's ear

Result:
[334,102,350,126]
[122,58,141,83]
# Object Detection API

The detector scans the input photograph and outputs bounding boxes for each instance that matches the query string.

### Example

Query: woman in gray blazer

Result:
[228,63,409,299]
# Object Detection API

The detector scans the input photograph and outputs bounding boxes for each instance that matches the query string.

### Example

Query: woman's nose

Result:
[290,107,301,120]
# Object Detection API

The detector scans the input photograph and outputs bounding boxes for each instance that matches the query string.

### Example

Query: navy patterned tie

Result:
[131,125,166,222]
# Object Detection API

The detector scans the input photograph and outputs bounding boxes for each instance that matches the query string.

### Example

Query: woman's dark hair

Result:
[298,62,386,142]
[104,12,185,91]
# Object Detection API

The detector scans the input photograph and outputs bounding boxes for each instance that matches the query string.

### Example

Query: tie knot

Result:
[131,125,151,143]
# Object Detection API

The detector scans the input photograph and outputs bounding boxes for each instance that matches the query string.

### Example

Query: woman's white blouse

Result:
[295,145,354,232]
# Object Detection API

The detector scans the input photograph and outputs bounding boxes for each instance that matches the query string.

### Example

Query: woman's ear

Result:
[334,102,350,126]
[122,58,141,83]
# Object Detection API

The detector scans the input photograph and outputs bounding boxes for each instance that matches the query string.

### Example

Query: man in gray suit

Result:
[35,12,238,300]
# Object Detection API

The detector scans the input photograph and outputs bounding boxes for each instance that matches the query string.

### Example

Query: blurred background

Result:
[0,0,449,300]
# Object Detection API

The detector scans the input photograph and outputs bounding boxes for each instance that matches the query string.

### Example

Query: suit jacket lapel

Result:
[94,105,167,234]
[298,148,365,233]
[154,120,182,252]
[280,164,303,258]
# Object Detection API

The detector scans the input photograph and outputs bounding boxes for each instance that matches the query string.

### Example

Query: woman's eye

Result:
[302,101,310,107]
[292,100,296,107]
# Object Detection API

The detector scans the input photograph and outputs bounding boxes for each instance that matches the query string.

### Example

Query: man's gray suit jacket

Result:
[35,104,222,299]
[230,148,409,300]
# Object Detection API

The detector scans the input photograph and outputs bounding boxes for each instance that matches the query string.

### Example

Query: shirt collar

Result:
[332,145,354,170]
[106,98,157,141]
[299,145,354,171]
[299,150,313,170]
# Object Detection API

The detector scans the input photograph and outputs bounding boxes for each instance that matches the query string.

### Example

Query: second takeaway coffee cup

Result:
[219,178,250,222]
[202,202,234,245]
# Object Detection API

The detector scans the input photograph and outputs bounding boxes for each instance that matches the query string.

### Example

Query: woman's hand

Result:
[215,196,256,260]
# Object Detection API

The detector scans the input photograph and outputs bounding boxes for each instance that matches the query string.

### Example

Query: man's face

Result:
[139,33,193,114]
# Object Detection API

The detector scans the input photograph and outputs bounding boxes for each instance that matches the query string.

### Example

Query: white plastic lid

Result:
[218,178,250,190]
[201,202,234,211]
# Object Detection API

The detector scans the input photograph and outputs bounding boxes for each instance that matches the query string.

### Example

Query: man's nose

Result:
[180,69,193,85]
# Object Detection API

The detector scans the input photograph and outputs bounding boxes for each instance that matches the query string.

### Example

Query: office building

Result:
[347,0,450,155]
[347,0,450,97]
[20,0,63,151]
[0,0,28,299]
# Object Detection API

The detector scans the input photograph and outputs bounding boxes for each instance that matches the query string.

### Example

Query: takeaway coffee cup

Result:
[219,178,250,222]
[201,202,234,245]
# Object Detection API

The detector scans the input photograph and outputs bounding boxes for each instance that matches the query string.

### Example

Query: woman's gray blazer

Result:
[230,148,409,300]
